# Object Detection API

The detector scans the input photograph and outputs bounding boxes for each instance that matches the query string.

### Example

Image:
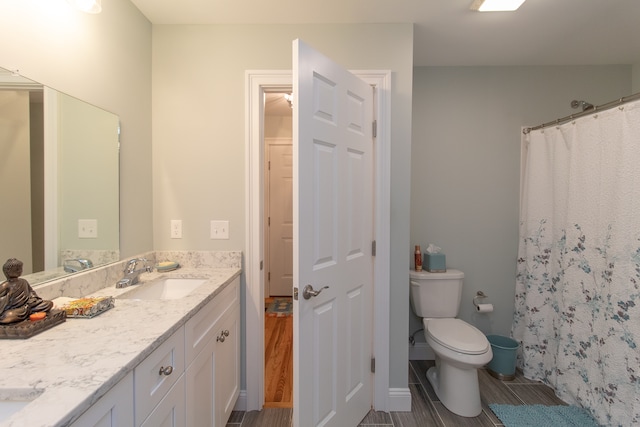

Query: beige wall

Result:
[633,62,640,93]
[152,23,414,389]
[0,0,153,258]
[411,65,632,344]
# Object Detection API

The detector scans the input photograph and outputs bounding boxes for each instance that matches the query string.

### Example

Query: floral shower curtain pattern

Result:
[513,99,640,426]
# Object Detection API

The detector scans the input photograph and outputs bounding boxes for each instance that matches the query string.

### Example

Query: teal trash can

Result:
[486,335,519,381]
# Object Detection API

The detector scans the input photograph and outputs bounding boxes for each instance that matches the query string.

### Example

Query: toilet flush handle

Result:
[303,284,329,300]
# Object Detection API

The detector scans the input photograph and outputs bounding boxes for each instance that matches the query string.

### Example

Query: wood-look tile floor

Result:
[226,360,567,427]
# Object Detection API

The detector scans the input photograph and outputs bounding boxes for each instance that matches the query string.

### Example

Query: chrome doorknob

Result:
[302,284,329,300]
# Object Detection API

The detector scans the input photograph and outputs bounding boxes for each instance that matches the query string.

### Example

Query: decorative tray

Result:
[0,309,66,339]
[59,296,115,318]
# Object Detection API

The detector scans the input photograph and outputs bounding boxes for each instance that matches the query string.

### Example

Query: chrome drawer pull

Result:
[159,365,173,376]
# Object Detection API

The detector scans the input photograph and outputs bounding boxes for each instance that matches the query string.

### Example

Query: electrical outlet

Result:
[171,220,182,239]
[78,219,98,238]
[210,220,229,239]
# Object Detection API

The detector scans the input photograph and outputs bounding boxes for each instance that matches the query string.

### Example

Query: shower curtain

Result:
[513,99,640,426]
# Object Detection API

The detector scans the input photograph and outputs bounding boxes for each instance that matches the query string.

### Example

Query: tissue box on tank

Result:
[425,253,446,272]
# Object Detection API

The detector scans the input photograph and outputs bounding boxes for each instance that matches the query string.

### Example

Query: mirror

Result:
[0,67,120,286]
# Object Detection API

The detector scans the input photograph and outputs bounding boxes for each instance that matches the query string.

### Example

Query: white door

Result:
[293,39,374,427]
[267,140,294,296]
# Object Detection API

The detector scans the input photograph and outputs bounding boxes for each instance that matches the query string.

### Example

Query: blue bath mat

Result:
[489,404,600,427]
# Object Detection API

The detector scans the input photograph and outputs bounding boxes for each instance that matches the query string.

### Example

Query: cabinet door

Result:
[140,375,185,427]
[215,306,240,426]
[185,338,216,426]
[185,277,239,365]
[135,328,185,426]
[71,372,134,427]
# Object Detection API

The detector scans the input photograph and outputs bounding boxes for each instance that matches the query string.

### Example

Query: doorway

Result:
[263,91,294,407]
[244,70,392,413]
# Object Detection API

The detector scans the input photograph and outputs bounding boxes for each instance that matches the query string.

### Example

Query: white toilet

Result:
[410,269,492,417]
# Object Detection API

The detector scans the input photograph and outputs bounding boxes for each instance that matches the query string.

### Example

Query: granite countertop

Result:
[0,267,241,427]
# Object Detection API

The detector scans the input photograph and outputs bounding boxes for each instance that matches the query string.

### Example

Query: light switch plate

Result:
[78,219,98,238]
[210,220,229,239]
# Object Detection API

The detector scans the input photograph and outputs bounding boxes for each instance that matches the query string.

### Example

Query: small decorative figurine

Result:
[0,258,53,324]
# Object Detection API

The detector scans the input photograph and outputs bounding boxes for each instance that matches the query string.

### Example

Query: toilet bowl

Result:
[409,269,492,417]
[424,318,492,417]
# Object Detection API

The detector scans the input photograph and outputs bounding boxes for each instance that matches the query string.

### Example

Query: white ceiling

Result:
[129,0,640,67]
[265,92,293,117]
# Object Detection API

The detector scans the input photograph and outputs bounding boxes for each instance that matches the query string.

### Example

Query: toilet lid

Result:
[425,318,489,355]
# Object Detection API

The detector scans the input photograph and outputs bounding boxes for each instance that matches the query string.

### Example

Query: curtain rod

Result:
[522,91,640,134]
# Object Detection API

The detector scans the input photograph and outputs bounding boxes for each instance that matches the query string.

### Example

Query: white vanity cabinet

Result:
[69,276,240,427]
[184,277,240,426]
[70,372,134,427]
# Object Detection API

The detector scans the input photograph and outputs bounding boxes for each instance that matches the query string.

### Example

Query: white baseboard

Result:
[388,388,412,412]
[409,342,435,360]
[234,390,247,411]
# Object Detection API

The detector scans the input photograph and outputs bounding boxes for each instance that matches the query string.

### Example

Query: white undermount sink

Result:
[119,277,208,300]
[0,388,43,422]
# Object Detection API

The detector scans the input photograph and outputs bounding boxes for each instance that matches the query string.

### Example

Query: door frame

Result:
[244,69,391,412]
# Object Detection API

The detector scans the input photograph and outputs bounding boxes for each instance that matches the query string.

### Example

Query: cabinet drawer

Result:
[134,327,185,426]
[184,277,239,365]
[71,372,134,427]
[140,375,185,427]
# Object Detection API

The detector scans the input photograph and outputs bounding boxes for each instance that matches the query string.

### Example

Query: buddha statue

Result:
[0,258,53,324]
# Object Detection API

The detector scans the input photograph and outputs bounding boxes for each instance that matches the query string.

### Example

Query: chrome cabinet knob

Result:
[217,330,230,342]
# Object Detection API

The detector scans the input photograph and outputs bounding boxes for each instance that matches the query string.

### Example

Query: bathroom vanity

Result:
[0,252,241,427]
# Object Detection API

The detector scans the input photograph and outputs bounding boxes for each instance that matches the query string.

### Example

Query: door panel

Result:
[312,299,337,424]
[312,141,337,268]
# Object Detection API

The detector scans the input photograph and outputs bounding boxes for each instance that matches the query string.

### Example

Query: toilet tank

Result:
[409,269,464,318]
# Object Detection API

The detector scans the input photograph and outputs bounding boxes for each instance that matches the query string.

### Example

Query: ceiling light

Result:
[470,0,526,12]
[284,93,293,108]
[67,0,102,14]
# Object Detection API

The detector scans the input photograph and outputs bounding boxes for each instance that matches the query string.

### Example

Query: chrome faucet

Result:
[64,258,94,273]
[116,258,153,288]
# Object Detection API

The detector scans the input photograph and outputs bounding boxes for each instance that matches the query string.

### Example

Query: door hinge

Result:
[268,217,270,226]
[260,260,263,270]
[371,240,376,256]
[268,160,271,170]
[293,287,299,300]
[371,357,375,373]
[372,120,377,138]
[268,272,270,281]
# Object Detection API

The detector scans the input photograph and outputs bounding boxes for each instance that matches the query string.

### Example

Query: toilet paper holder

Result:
[472,291,487,308]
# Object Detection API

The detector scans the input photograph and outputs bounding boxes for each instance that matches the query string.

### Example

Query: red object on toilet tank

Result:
[415,245,422,271]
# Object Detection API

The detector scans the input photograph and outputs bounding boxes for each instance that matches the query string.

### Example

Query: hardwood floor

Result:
[264,300,293,408]
[227,360,567,427]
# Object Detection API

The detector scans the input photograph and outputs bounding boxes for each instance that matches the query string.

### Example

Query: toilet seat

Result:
[425,318,489,355]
